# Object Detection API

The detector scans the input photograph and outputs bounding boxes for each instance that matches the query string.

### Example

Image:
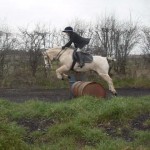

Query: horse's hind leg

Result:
[98,73,117,96]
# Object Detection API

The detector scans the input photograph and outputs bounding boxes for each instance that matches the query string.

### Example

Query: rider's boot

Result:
[77,53,84,68]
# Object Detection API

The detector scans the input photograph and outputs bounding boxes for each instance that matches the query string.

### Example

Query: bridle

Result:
[44,48,67,67]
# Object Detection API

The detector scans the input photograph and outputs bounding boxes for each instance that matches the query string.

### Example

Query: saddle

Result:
[70,51,93,70]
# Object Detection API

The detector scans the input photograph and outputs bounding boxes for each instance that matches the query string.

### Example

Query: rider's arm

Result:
[63,40,72,48]
[62,33,74,49]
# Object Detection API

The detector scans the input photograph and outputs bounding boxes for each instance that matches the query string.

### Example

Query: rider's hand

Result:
[62,46,65,50]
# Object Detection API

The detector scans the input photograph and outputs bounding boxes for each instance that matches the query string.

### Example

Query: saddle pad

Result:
[81,52,93,63]
[73,51,93,63]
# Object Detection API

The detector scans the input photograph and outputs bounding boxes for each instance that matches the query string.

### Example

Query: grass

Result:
[88,71,150,88]
[113,77,150,88]
[0,96,150,150]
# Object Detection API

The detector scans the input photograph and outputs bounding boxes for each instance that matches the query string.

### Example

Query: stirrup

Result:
[78,63,84,68]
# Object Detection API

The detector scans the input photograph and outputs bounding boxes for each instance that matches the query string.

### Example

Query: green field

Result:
[0,96,150,150]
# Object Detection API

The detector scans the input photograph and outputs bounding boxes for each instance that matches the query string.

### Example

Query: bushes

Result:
[0,69,36,88]
[0,67,68,89]
[0,57,150,89]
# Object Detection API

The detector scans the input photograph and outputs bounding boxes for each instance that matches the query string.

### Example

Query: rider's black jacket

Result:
[63,32,90,49]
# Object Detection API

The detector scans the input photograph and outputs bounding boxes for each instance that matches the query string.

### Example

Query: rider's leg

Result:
[76,48,84,68]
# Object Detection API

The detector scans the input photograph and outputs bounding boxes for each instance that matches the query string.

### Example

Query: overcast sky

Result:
[0,0,150,30]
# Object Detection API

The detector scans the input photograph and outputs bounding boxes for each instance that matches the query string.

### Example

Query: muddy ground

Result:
[0,88,149,143]
[0,88,149,103]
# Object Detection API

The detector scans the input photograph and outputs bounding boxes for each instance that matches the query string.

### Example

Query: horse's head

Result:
[42,47,69,69]
[42,51,52,69]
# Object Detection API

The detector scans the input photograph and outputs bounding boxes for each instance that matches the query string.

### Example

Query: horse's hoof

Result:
[111,91,117,96]
[61,78,64,80]
[114,93,117,96]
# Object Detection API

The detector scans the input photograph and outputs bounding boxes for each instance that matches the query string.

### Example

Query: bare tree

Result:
[94,16,140,74]
[0,29,17,78]
[142,27,150,63]
[19,24,50,77]
[94,16,118,56]
[114,23,140,74]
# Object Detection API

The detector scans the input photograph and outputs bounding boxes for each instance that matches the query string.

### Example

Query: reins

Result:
[55,48,67,60]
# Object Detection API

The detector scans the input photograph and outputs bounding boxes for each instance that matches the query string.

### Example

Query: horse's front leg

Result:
[62,73,70,79]
[56,65,69,80]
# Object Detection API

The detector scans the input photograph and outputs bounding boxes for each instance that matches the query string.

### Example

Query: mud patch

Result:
[98,113,150,142]
[17,118,55,132]
[98,121,134,142]
[131,113,150,130]
[16,118,56,144]
[0,88,150,103]
[0,88,70,102]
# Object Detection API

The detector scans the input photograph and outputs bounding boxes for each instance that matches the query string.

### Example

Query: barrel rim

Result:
[71,81,82,97]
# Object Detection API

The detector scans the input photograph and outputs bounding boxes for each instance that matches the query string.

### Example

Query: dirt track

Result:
[0,88,150,103]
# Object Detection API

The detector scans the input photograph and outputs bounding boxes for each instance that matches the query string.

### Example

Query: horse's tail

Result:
[107,57,116,76]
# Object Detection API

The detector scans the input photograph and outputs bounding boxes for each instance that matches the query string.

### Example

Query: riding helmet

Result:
[62,26,73,32]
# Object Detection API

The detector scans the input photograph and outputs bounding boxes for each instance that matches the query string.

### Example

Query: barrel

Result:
[71,81,106,98]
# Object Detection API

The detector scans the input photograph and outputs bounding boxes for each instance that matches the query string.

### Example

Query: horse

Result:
[42,47,117,96]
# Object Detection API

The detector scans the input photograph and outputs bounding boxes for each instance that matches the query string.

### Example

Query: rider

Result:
[62,26,90,68]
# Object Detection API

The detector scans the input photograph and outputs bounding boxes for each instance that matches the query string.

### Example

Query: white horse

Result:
[43,47,117,95]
